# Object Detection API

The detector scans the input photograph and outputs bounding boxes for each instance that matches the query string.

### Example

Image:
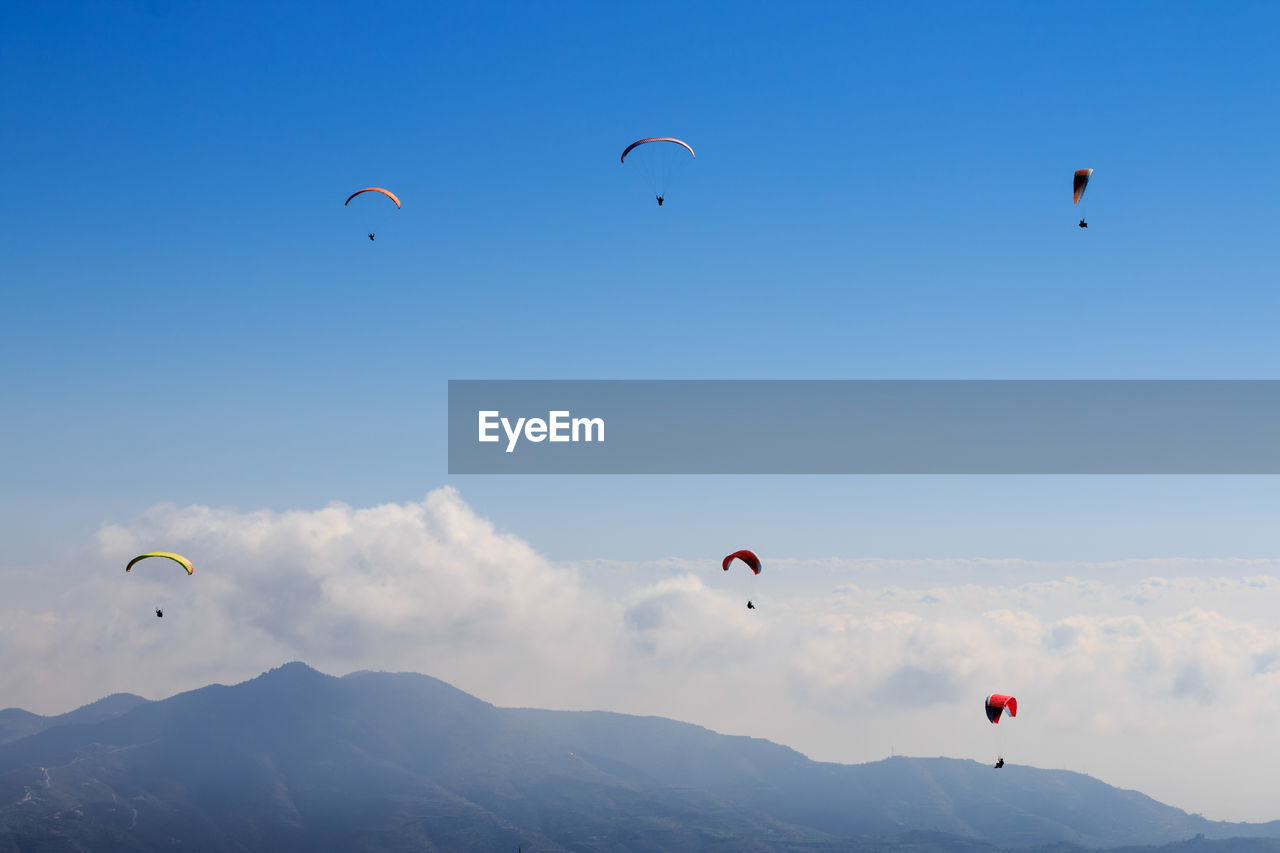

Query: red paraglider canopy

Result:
[985,694,1017,724]
[722,550,762,574]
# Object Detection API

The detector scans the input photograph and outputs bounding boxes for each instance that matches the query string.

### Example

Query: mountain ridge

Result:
[0,692,150,746]
[0,662,1275,852]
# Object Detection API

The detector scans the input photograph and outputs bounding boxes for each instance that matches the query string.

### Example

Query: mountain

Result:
[0,663,1276,852]
[0,694,149,745]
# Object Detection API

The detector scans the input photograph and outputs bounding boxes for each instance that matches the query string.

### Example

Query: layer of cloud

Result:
[3,488,1280,821]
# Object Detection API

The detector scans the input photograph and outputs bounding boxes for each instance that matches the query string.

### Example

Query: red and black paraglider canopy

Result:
[985,694,1017,724]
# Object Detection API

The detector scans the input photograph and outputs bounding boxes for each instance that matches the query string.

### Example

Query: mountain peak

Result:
[245,661,335,688]
[265,660,321,676]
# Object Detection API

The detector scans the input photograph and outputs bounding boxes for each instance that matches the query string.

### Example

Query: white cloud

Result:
[3,489,1280,822]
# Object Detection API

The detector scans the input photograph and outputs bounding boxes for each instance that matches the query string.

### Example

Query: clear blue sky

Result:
[4,0,1280,564]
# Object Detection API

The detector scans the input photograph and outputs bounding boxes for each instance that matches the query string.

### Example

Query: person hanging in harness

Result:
[994,757,1005,769]
[155,609,164,618]
[1078,219,1088,228]
[746,600,756,610]
[656,195,664,206]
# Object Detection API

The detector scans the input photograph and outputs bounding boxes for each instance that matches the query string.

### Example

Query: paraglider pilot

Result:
[994,757,1004,769]
[155,609,164,618]
[656,195,664,206]
[1078,219,1088,228]
[747,600,755,610]
[368,233,375,241]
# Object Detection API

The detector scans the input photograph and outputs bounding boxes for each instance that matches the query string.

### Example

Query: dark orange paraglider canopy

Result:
[722,549,762,575]
[345,187,402,209]
[1073,169,1093,205]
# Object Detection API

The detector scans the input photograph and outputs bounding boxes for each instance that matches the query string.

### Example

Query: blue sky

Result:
[9,0,1280,820]
[5,1,1280,559]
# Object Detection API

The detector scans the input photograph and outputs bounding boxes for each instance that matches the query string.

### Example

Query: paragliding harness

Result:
[368,233,376,241]
[656,195,664,206]
[155,609,164,618]
[747,600,756,610]
[1078,219,1087,228]
[994,757,1004,769]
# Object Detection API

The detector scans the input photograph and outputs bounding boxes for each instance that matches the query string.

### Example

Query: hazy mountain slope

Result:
[0,712,42,748]
[494,709,1277,848]
[0,663,1275,852]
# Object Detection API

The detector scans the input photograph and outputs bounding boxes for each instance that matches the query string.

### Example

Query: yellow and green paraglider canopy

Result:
[125,552,193,575]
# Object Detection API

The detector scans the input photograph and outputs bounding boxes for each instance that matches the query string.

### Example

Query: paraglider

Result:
[1074,168,1092,227]
[127,553,191,619]
[723,550,761,610]
[346,188,400,240]
[621,138,695,205]
[126,552,194,575]
[985,694,1017,768]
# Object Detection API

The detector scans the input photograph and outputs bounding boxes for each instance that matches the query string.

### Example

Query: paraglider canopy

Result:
[345,187,402,209]
[1073,169,1093,205]
[125,552,194,575]
[620,137,696,164]
[722,550,762,574]
[985,694,1017,724]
